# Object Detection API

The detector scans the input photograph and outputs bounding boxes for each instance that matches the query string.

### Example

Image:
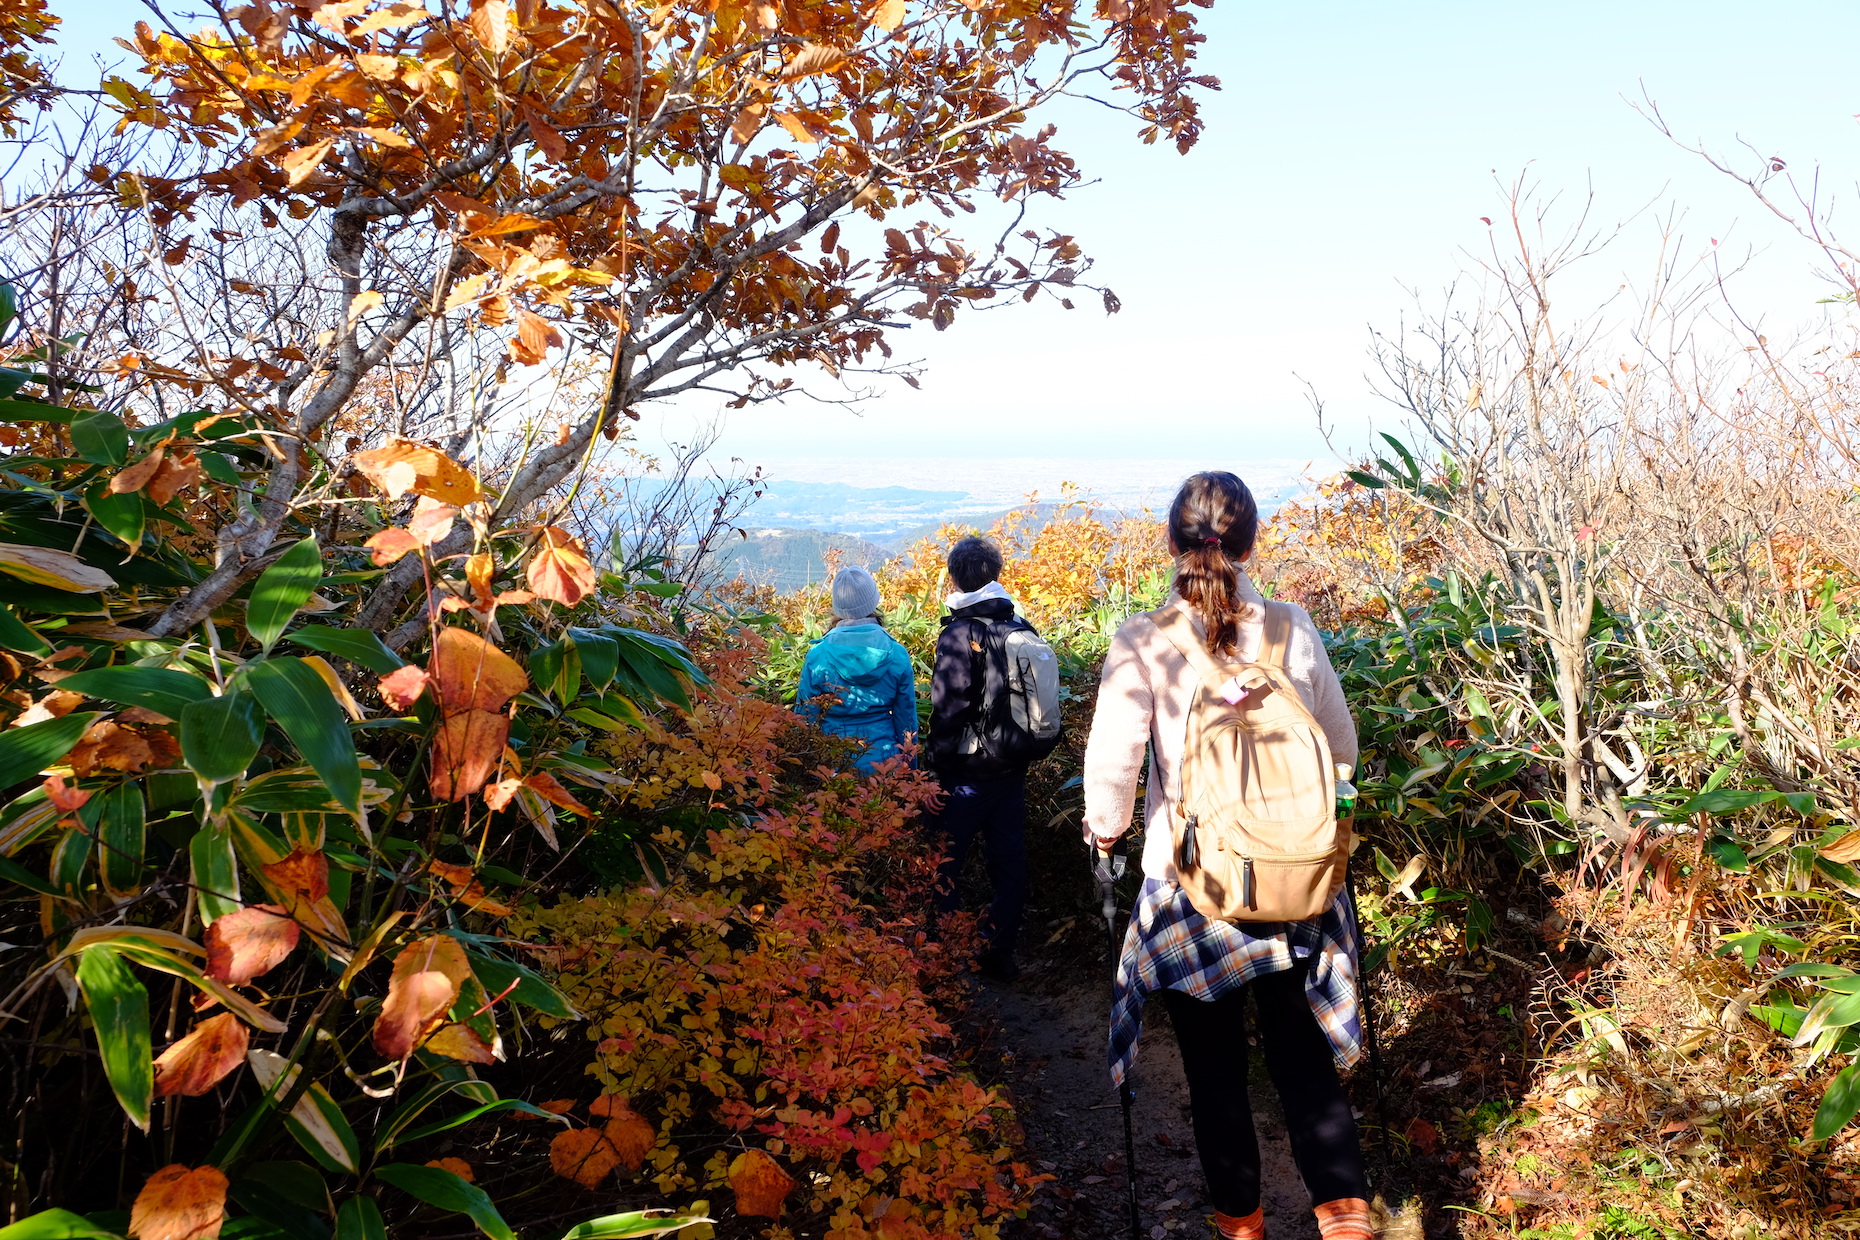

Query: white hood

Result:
[945,580,1016,611]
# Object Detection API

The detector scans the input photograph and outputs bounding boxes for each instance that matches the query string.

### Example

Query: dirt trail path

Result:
[972,973,1321,1240]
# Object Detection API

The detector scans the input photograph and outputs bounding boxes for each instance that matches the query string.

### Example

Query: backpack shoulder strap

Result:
[1148,605,1225,684]
[1255,601,1293,668]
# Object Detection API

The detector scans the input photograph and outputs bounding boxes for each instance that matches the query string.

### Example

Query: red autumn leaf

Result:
[153,1013,249,1098]
[526,526,596,607]
[129,1164,229,1240]
[549,1126,622,1190]
[204,904,300,986]
[729,1148,797,1218]
[364,496,460,565]
[430,708,510,801]
[1403,1115,1440,1155]
[429,626,528,714]
[259,848,329,923]
[377,664,430,711]
[42,773,89,814]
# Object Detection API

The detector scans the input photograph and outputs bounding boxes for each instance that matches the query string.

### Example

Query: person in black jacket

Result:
[928,536,1031,982]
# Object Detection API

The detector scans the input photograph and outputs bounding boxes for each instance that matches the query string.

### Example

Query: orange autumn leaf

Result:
[423,1020,496,1063]
[351,438,484,506]
[429,626,528,713]
[372,970,454,1061]
[509,309,563,366]
[604,1110,655,1170]
[41,773,89,814]
[203,903,300,986]
[483,776,523,812]
[523,771,590,816]
[364,496,460,566]
[539,1098,577,1115]
[430,708,510,801]
[729,1148,797,1218]
[549,1126,621,1190]
[129,1165,229,1240]
[153,1013,249,1098]
[526,526,596,607]
[259,848,328,923]
[67,720,178,777]
[426,859,514,915]
[425,1156,475,1182]
[377,663,429,711]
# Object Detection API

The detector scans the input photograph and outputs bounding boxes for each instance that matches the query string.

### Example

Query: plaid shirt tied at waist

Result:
[1108,877,1364,1089]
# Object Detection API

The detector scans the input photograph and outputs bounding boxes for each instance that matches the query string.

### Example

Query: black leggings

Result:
[1159,965,1368,1215]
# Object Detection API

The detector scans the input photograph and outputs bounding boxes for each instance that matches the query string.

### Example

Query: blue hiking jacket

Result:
[796,622,918,774]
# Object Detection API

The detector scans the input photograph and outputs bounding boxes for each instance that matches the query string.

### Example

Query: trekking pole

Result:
[1346,855,1393,1171]
[1092,841,1142,1240]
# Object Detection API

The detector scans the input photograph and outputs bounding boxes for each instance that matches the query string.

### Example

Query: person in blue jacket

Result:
[795,566,918,774]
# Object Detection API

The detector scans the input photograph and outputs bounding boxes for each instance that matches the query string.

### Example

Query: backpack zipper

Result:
[1242,856,1256,911]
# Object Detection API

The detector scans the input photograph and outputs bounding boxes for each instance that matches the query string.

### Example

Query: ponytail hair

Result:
[1167,471,1260,655]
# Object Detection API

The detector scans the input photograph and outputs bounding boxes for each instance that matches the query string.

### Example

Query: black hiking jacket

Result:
[927,596,1021,782]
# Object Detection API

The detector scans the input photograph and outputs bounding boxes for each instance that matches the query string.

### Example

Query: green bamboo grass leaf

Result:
[58,667,211,720]
[179,692,263,783]
[247,536,322,654]
[70,410,128,467]
[0,1209,125,1240]
[96,782,146,897]
[392,1098,567,1147]
[0,604,49,656]
[0,713,98,790]
[247,1051,361,1174]
[1815,1064,1860,1140]
[557,1210,714,1240]
[189,823,241,924]
[283,625,404,675]
[246,658,360,814]
[565,628,619,692]
[74,948,152,1131]
[333,1198,387,1240]
[82,485,145,550]
[375,1164,515,1240]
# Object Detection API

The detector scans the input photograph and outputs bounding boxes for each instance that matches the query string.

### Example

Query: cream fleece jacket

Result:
[1083,572,1360,883]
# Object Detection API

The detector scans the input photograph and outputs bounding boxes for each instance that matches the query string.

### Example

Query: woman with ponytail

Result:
[1082,472,1373,1240]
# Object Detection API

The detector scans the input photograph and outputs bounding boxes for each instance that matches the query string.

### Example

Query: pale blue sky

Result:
[48,1,1860,473]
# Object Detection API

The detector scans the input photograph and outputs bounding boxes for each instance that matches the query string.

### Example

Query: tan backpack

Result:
[1150,601,1350,922]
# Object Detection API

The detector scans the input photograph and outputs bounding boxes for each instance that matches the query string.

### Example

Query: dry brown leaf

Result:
[280,138,337,186]
[129,1164,229,1240]
[11,689,84,728]
[729,101,766,146]
[468,0,510,53]
[526,526,596,607]
[509,310,563,366]
[146,451,204,507]
[204,904,300,986]
[781,41,846,80]
[430,708,510,801]
[549,1126,621,1190]
[68,719,156,775]
[429,627,528,714]
[729,1148,796,1218]
[426,859,514,916]
[1821,829,1860,863]
[604,1110,655,1170]
[0,541,116,592]
[771,111,819,144]
[153,1014,249,1098]
[109,445,166,495]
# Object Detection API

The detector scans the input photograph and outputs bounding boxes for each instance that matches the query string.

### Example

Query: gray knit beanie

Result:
[830,565,881,619]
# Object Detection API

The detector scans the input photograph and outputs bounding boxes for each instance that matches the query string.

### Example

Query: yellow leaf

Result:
[351,126,413,149]
[0,541,115,593]
[299,655,367,722]
[352,1,428,35]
